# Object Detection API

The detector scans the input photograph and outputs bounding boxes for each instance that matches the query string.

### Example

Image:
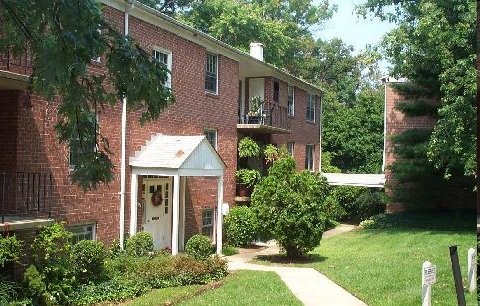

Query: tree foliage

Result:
[251,149,331,258]
[0,0,175,190]
[179,0,335,75]
[357,0,476,179]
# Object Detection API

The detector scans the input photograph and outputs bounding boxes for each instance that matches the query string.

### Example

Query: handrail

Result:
[239,101,291,130]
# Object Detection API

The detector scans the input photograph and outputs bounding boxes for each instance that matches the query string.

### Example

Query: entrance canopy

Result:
[129,134,225,177]
[128,134,225,255]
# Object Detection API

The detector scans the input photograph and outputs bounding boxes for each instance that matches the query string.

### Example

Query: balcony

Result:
[1,171,54,231]
[0,49,32,75]
[237,101,291,134]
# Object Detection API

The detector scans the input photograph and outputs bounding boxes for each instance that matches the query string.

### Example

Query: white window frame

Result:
[69,223,96,243]
[286,142,294,156]
[287,85,295,116]
[205,53,218,94]
[153,48,172,88]
[204,129,217,150]
[307,94,316,123]
[201,208,215,240]
[305,144,315,171]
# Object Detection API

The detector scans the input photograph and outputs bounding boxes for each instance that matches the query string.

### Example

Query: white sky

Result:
[313,0,396,73]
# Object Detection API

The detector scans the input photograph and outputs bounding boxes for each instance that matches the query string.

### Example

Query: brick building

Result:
[0,0,322,268]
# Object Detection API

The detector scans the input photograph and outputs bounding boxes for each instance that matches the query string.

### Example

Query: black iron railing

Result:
[239,101,291,131]
[0,49,32,75]
[1,171,53,223]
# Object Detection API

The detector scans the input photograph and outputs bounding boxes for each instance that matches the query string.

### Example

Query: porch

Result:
[237,101,291,134]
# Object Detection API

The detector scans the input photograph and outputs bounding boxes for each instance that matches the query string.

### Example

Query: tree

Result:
[137,0,193,15]
[251,148,331,258]
[0,0,175,190]
[357,0,476,180]
[179,0,335,76]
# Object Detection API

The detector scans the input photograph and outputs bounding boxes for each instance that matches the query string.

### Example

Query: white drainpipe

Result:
[120,0,134,250]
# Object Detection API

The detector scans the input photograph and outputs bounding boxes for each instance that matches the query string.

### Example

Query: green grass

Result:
[253,211,477,306]
[178,270,302,306]
[122,285,201,305]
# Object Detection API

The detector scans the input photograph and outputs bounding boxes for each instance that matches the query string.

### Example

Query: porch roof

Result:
[129,134,225,177]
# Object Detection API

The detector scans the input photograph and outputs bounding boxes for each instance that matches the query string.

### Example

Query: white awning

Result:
[129,134,225,176]
[322,173,385,188]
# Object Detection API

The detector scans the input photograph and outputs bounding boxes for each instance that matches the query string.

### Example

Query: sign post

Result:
[467,248,477,293]
[422,261,436,306]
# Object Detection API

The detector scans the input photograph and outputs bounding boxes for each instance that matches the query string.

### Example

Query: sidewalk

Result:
[226,224,367,306]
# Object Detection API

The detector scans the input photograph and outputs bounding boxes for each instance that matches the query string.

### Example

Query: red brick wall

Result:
[0,90,20,171]
[271,82,320,172]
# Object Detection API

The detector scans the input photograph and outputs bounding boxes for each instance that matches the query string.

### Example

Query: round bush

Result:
[223,206,258,247]
[71,240,107,284]
[125,232,154,257]
[185,235,212,260]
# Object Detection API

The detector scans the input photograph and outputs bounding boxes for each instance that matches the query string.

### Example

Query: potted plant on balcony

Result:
[247,95,264,124]
[235,168,261,197]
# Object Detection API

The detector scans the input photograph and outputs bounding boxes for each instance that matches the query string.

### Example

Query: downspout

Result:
[120,0,135,250]
[318,95,323,173]
[381,78,388,173]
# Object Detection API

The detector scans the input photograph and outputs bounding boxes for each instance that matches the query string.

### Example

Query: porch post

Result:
[216,175,224,254]
[172,174,180,255]
[181,176,186,250]
[129,173,138,236]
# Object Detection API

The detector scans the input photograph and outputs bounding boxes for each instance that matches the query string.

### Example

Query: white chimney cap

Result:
[249,42,264,61]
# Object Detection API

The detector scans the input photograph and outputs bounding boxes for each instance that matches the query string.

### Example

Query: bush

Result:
[330,186,386,223]
[185,235,213,260]
[223,206,258,247]
[170,255,227,285]
[125,232,154,257]
[71,240,107,284]
[0,277,21,305]
[221,245,238,256]
[0,235,23,268]
[251,152,331,258]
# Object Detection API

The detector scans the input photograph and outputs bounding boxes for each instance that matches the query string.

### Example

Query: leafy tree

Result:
[179,0,335,75]
[251,148,331,258]
[357,0,476,180]
[0,0,175,190]
[137,0,193,15]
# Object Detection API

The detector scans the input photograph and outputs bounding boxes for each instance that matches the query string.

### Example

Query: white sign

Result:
[222,203,230,215]
[423,264,436,285]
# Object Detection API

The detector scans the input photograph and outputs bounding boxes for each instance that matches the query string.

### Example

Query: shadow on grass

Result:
[255,253,328,265]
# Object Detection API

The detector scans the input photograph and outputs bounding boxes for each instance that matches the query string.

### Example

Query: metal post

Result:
[2,172,5,223]
[449,245,466,306]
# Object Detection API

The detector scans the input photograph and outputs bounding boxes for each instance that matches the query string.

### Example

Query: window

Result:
[273,80,279,102]
[305,145,315,171]
[286,142,294,156]
[287,85,294,116]
[205,53,218,94]
[306,94,315,122]
[202,209,214,238]
[69,223,95,243]
[153,49,172,88]
[204,129,217,150]
[69,113,98,169]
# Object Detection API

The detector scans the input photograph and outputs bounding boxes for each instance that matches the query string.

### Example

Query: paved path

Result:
[226,224,367,306]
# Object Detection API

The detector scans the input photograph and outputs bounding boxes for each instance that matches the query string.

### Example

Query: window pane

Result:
[205,53,217,93]
[204,129,217,149]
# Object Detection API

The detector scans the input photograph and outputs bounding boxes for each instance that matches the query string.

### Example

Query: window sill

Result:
[306,120,316,125]
[205,91,219,98]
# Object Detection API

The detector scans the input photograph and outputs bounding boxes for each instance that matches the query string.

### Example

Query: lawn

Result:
[254,212,477,306]
[122,270,302,306]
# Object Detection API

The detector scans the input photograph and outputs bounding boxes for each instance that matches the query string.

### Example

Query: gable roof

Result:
[129,134,225,176]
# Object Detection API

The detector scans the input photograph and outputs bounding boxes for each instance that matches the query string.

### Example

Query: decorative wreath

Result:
[151,190,163,207]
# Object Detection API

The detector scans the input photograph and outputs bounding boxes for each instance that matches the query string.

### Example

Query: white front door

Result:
[142,178,172,250]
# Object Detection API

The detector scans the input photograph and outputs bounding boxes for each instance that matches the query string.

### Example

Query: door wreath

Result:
[151,190,163,207]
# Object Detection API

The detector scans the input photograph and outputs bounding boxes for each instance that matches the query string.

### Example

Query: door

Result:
[142,178,172,250]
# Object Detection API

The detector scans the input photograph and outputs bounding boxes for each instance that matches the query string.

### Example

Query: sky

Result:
[313,0,396,73]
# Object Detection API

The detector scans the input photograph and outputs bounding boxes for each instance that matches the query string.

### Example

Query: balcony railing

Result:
[1,171,53,223]
[238,101,291,132]
[0,49,32,75]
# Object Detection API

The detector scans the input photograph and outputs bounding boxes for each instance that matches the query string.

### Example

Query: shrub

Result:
[22,265,46,305]
[251,152,331,258]
[108,239,122,258]
[223,206,258,247]
[125,232,154,257]
[0,235,23,268]
[330,186,386,223]
[354,191,386,222]
[238,136,261,158]
[0,277,21,305]
[71,240,107,284]
[170,255,227,285]
[221,245,238,256]
[185,235,213,260]
[29,223,74,305]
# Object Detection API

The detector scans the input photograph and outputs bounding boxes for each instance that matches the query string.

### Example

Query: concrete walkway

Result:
[226,224,367,306]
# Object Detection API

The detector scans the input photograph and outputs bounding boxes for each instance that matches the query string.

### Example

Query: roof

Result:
[129,134,225,176]
[322,173,385,188]
[102,0,322,95]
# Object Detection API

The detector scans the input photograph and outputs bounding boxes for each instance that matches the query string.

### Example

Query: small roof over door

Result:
[129,134,225,177]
